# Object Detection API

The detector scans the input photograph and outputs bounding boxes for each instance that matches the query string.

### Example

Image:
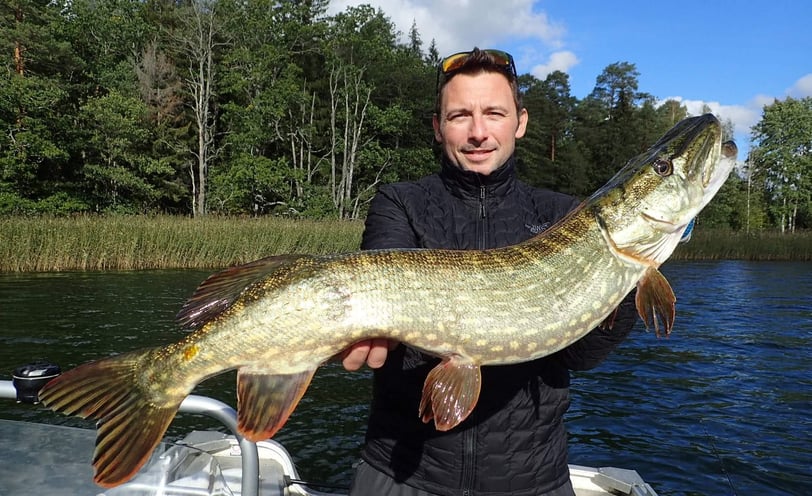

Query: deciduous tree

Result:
[751,97,812,232]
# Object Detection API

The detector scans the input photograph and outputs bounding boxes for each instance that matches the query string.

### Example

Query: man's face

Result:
[433,71,528,175]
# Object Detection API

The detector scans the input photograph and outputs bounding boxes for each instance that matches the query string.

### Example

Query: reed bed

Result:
[673,228,812,261]
[0,216,363,272]
[1,216,810,272]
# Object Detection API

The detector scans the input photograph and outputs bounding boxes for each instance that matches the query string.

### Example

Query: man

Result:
[342,48,637,496]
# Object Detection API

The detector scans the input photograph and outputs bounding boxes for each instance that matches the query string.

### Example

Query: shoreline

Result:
[1,216,810,272]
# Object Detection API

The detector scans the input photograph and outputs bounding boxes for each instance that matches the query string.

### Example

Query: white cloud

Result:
[750,93,778,110]
[326,0,565,57]
[788,73,812,97]
[657,97,763,160]
[529,51,579,79]
[661,72,812,150]
[660,97,759,137]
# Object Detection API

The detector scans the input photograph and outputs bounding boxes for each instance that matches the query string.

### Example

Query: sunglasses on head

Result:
[435,49,518,93]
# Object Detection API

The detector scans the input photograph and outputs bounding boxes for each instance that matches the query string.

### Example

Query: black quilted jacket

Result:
[358,155,637,495]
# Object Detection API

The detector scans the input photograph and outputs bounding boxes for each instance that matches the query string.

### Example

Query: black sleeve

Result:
[360,184,421,250]
[553,289,638,371]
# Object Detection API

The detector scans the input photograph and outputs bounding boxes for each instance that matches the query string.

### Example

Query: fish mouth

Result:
[640,212,682,232]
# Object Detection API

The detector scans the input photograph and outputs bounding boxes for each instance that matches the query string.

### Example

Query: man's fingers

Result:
[341,341,372,371]
[340,339,396,371]
[365,338,390,368]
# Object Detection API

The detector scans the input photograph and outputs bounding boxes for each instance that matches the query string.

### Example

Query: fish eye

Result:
[652,158,673,176]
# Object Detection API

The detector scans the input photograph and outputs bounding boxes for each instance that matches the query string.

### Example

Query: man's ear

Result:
[515,108,528,139]
[432,113,443,143]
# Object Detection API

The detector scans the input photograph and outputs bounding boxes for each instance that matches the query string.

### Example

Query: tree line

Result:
[2,0,810,230]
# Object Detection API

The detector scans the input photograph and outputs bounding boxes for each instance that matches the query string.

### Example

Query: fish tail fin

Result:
[38,349,180,488]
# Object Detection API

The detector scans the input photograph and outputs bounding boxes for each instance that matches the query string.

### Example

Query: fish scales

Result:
[38,114,736,488]
[194,226,624,370]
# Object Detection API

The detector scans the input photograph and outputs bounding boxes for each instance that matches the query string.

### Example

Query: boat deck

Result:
[0,419,335,496]
[1,379,657,496]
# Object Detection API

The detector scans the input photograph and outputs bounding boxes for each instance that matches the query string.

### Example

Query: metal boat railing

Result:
[2,377,661,496]
[0,379,260,496]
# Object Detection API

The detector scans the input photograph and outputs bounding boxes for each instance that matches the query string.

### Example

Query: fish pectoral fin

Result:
[38,348,180,488]
[236,367,316,442]
[419,358,481,431]
[599,307,620,330]
[635,266,676,337]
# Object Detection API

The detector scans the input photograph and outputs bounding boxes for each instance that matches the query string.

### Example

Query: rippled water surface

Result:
[1,261,809,495]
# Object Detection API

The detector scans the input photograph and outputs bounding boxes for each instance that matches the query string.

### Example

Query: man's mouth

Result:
[463,149,494,159]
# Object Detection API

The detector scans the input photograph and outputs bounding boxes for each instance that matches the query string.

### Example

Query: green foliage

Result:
[0,191,89,215]
[0,0,806,230]
[750,97,812,231]
[516,71,587,195]
[208,155,293,215]
[570,62,676,193]
[0,48,73,201]
[78,90,173,212]
[699,174,745,228]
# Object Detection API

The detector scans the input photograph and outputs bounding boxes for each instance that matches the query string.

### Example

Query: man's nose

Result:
[469,114,488,142]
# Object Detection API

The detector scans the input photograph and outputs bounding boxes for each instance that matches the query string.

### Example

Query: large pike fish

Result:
[40,114,736,487]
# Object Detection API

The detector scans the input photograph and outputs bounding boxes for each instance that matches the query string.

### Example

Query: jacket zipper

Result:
[461,422,476,494]
[478,185,487,250]
[462,187,487,494]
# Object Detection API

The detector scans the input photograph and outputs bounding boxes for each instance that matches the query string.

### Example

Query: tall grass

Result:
[673,228,812,261]
[0,216,363,272]
[1,216,809,272]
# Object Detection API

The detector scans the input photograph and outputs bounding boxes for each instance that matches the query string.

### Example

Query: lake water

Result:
[0,261,809,495]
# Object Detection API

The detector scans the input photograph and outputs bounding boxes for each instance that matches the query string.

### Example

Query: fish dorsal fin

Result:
[176,255,306,329]
[236,367,317,441]
[635,266,676,337]
[419,358,481,431]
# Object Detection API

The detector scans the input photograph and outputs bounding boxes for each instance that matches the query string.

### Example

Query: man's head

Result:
[433,48,528,175]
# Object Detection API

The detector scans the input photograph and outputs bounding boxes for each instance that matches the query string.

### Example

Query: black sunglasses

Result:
[435,49,518,93]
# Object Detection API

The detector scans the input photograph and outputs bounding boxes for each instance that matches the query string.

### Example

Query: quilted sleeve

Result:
[360,184,421,250]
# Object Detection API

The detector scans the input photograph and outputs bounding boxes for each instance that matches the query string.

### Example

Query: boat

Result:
[1,366,659,496]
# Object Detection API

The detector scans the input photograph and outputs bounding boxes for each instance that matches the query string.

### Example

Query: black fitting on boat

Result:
[12,361,61,404]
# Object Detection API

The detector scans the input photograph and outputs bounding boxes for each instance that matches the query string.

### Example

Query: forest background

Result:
[2,0,811,234]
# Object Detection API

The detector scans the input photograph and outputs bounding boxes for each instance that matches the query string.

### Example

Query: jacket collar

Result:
[439,155,517,200]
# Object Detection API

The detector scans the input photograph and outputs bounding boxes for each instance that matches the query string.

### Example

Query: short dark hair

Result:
[435,47,522,114]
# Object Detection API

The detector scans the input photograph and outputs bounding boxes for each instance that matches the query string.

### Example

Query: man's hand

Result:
[340,339,396,370]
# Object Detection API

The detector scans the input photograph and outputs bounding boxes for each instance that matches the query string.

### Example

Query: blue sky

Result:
[329,0,812,158]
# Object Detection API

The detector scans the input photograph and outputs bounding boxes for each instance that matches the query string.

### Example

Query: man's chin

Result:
[461,161,499,175]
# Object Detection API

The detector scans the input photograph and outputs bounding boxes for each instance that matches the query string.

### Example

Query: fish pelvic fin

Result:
[236,367,316,442]
[419,358,481,431]
[38,349,180,488]
[635,266,676,337]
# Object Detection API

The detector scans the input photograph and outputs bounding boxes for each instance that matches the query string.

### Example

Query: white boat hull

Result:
[0,380,657,496]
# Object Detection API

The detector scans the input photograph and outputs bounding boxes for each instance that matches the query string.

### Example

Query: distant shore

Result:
[0,216,809,272]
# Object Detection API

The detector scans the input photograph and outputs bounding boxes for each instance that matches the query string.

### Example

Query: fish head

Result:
[592,114,737,265]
